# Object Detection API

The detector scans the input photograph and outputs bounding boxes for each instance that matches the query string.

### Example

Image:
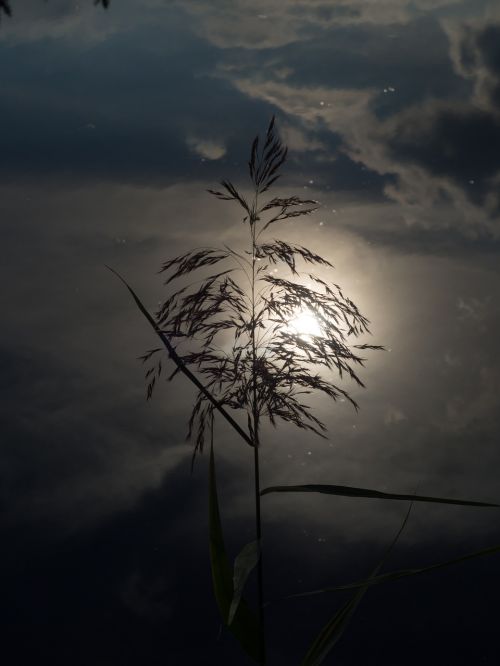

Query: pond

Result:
[1,2,500,665]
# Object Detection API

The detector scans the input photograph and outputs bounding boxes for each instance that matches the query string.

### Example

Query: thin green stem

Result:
[253,426,265,663]
[250,195,266,664]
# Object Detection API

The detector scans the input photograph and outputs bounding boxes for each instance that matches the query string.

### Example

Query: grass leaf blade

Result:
[229,540,261,625]
[287,540,500,600]
[208,441,233,622]
[300,502,413,665]
[209,442,261,662]
[106,266,254,449]
[261,483,499,507]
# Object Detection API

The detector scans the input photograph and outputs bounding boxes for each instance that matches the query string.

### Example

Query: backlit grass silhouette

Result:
[112,119,500,666]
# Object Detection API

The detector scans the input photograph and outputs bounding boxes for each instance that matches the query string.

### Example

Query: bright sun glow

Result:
[287,310,322,340]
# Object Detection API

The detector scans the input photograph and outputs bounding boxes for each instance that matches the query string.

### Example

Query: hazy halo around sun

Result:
[286,309,322,340]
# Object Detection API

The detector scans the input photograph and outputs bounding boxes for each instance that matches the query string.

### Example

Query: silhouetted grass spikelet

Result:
[110,117,500,665]
[139,118,382,477]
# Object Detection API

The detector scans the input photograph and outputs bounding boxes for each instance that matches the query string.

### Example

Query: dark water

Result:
[1,2,500,664]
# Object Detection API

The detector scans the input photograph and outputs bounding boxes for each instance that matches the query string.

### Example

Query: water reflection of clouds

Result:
[1,0,500,553]
[2,6,500,665]
[177,1,500,238]
[226,52,500,239]
[179,0,466,48]
[0,0,117,43]
[4,1,499,241]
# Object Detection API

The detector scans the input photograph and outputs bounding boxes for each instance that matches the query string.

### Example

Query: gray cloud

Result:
[228,63,500,238]
[176,0,464,49]
[186,134,226,160]
[447,15,500,110]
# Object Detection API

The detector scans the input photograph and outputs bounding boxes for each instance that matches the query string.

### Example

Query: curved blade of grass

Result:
[229,540,261,625]
[284,540,500,602]
[301,501,414,666]
[261,483,499,508]
[208,441,261,662]
[107,266,254,449]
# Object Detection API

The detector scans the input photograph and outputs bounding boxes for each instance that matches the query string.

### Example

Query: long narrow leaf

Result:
[229,540,261,625]
[208,440,232,620]
[285,540,500,601]
[208,441,261,662]
[301,502,414,665]
[107,266,254,449]
[261,483,499,508]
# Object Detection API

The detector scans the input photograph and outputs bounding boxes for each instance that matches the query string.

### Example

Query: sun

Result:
[287,309,322,341]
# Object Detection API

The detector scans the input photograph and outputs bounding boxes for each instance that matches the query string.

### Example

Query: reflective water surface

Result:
[1,2,500,664]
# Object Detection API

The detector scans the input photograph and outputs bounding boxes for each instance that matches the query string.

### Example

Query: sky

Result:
[1,1,500,664]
